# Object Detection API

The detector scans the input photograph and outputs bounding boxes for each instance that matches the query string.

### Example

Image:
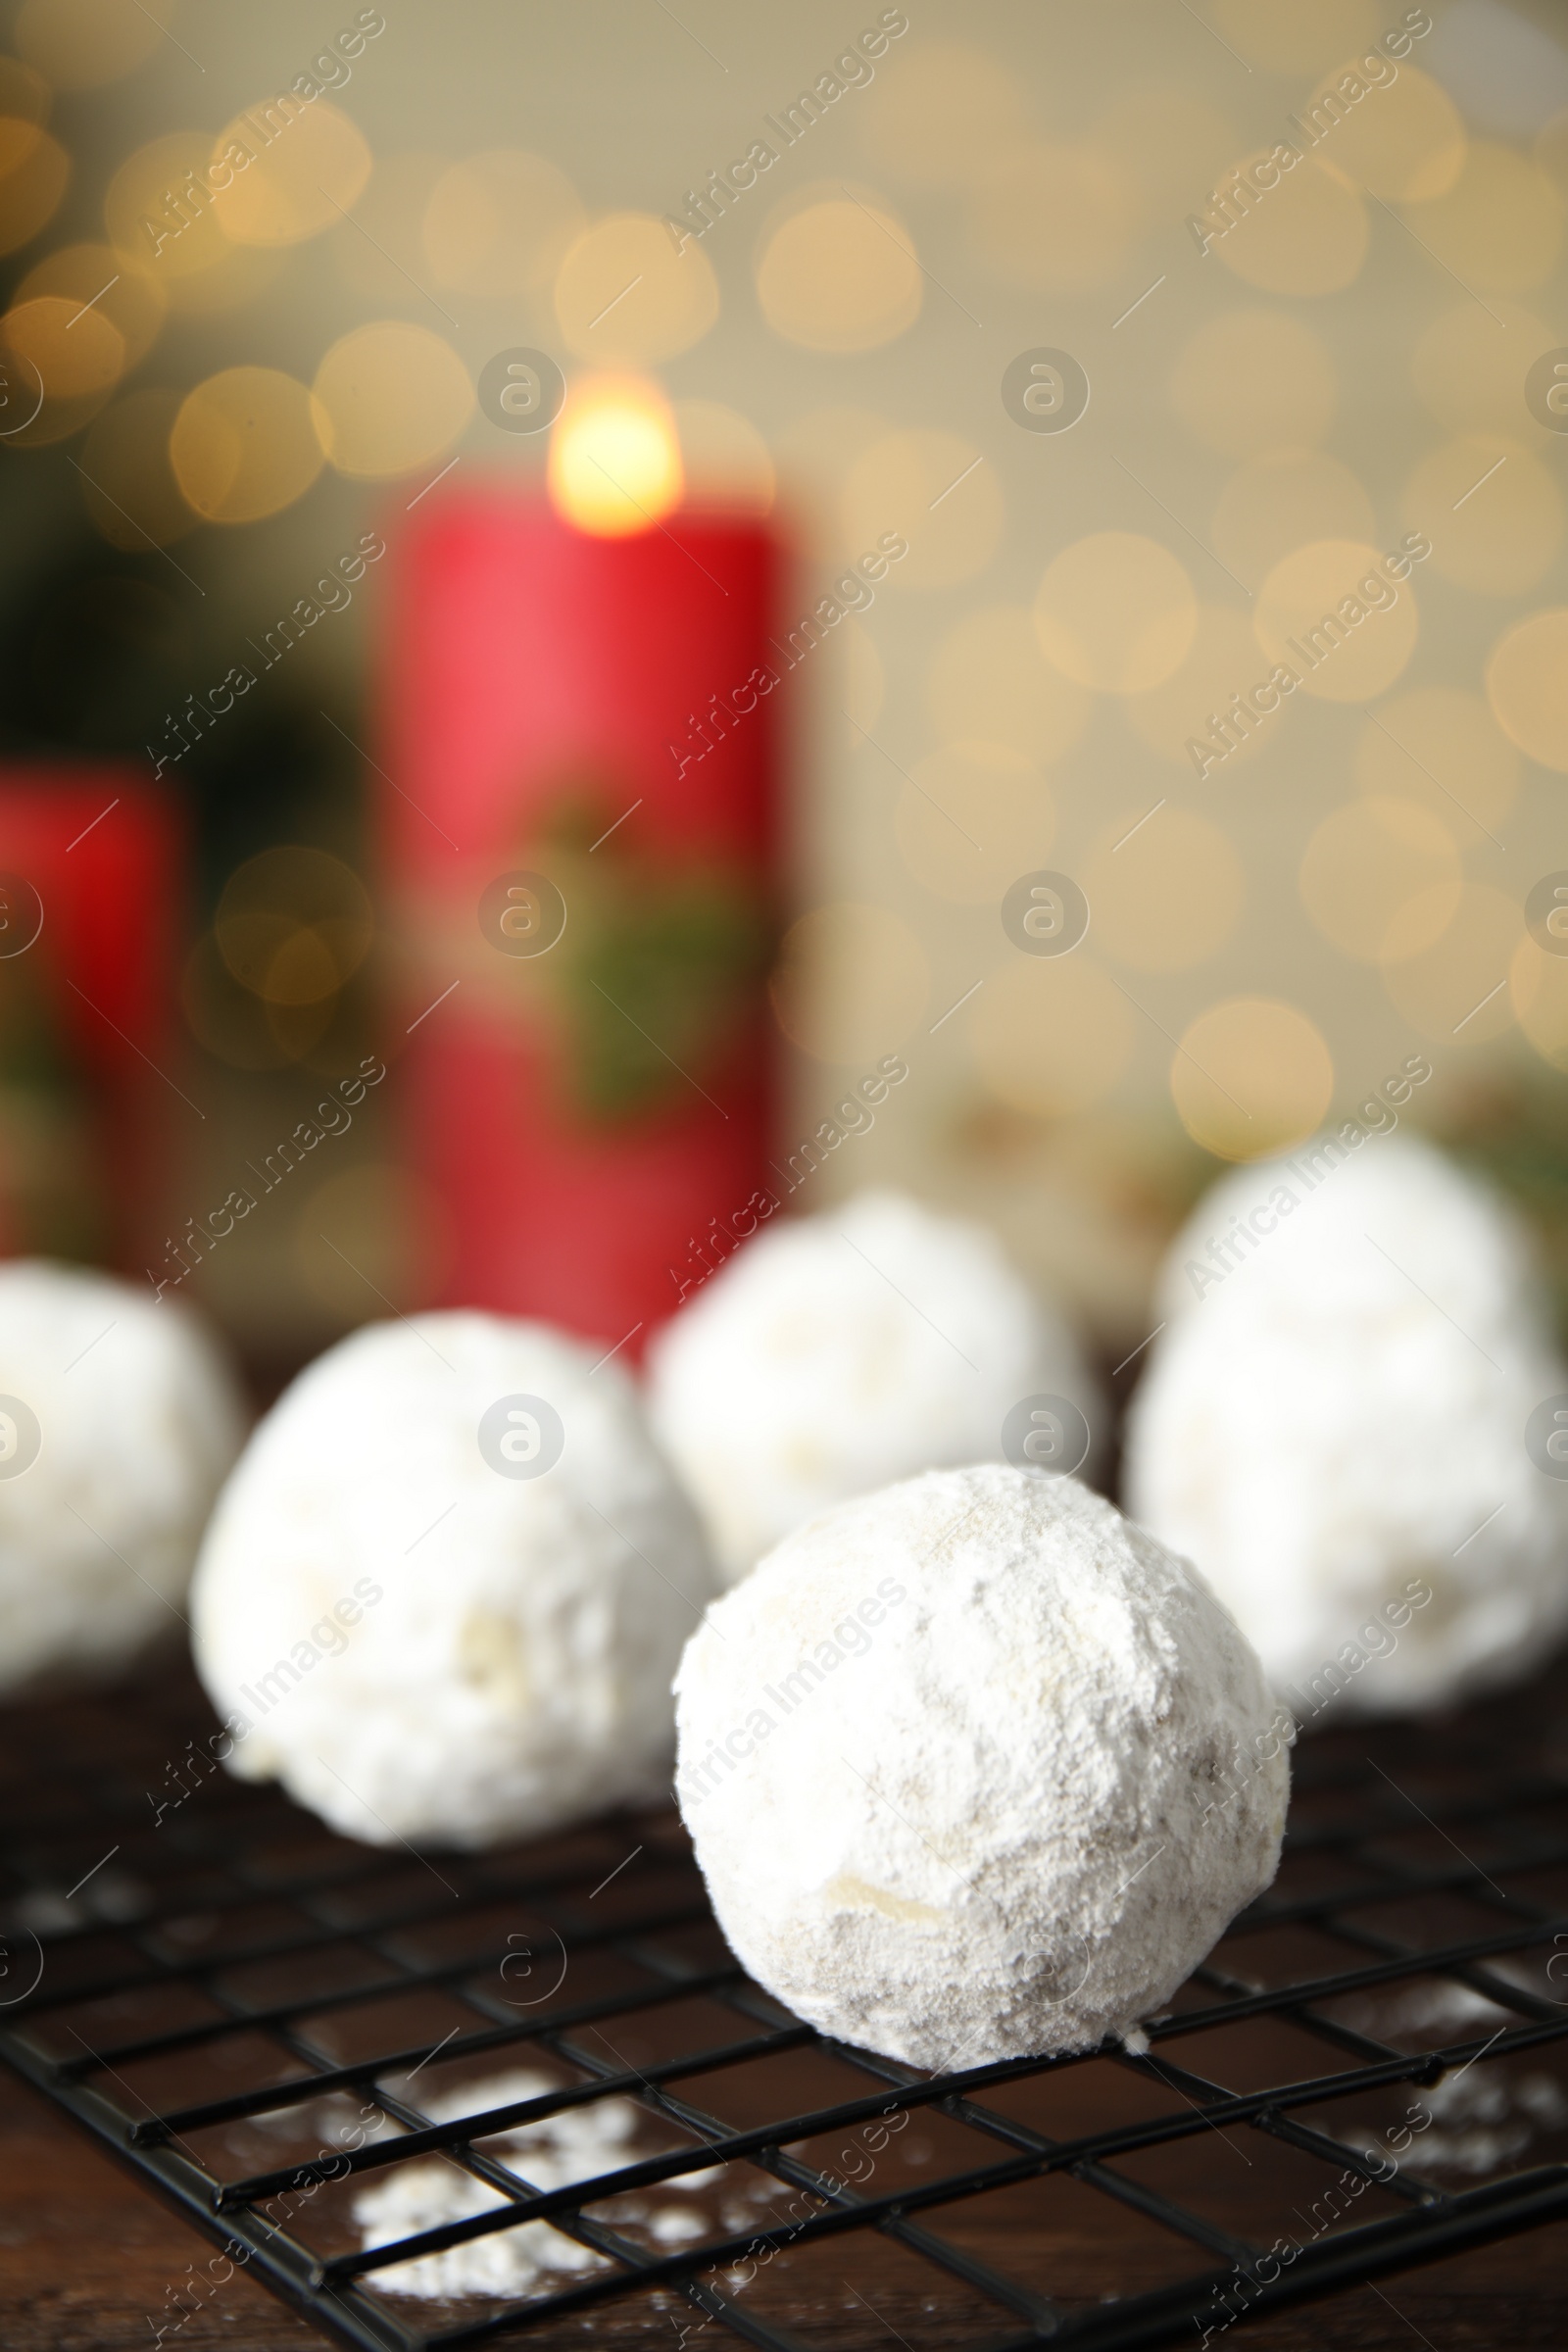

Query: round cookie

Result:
[675,1463,1287,2066]
[649,1189,1099,1585]
[192,1312,717,1846]
[0,1259,245,1699]
[1125,1135,1568,1714]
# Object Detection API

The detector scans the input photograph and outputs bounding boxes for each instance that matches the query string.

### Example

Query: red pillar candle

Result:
[0,774,184,1269]
[381,489,784,1348]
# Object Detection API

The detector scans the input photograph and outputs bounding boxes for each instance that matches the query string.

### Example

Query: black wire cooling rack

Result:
[6,1665,1568,2352]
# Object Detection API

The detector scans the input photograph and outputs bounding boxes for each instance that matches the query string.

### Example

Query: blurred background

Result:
[1,0,1567,1385]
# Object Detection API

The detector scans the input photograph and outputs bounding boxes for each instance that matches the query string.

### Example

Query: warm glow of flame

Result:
[548,373,683,536]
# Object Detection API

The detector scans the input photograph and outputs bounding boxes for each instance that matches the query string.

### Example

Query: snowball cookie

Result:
[648,1189,1100,1585]
[1125,1133,1568,1715]
[674,1465,1287,2068]
[191,1313,718,1848]
[0,1259,246,1700]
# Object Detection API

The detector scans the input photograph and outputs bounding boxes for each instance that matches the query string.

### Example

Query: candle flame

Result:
[548,374,683,537]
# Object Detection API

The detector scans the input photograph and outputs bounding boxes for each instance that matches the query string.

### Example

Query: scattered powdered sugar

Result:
[354,2070,649,2301]
[675,1464,1288,2069]
[1414,2068,1568,2174]
[646,2205,709,2244]
[1343,2068,1568,2180]
[1333,1978,1510,2044]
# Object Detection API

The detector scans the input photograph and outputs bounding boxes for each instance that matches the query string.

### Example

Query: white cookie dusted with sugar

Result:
[647,1189,1099,1585]
[1125,1134,1568,1716]
[191,1314,718,1847]
[675,1464,1287,2067]
[0,1260,246,1699]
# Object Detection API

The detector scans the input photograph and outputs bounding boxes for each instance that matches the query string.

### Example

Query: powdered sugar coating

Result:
[1152,1130,1540,1334]
[1125,1135,1568,1713]
[0,1260,245,1698]
[648,1190,1100,1584]
[675,1464,1287,2067]
[191,1313,717,1846]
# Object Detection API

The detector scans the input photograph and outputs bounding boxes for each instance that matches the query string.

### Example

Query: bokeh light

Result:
[1384,884,1522,1047]
[106,133,230,280]
[209,100,372,247]
[1538,106,1568,197]
[1298,798,1462,964]
[0,112,68,255]
[554,211,717,365]
[1,293,122,403]
[771,404,888,503]
[14,0,174,89]
[18,243,165,374]
[1210,449,1374,589]
[841,430,1001,590]
[1308,62,1465,201]
[1403,142,1563,292]
[0,276,126,447]
[971,956,1134,1116]
[1254,538,1419,702]
[1095,90,1240,216]
[673,399,774,511]
[756,192,921,351]
[1486,609,1568,769]
[106,133,284,313]
[1035,533,1197,694]
[1082,808,1245,972]
[1171,998,1335,1161]
[1170,310,1337,457]
[170,367,327,523]
[313,322,473,480]
[967,143,1137,292]
[1354,688,1519,837]
[928,606,1092,765]
[1403,435,1561,595]
[0,56,49,127]
[548,373,682,537]
[770,902,928,1062]
[1209,156,1369,298]
[423,149,583,299]
[182,933,333,1071]
[893,743,1053,906]
[1126,605,1280,771]
[861,43,1028,189]
[332,150,449,301]
[1207,0,1380,73]
[1409,300,1555,432]
[215,848,373,1006]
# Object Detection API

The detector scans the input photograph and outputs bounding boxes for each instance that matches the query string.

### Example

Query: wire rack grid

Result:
[5,1667,1568,2352]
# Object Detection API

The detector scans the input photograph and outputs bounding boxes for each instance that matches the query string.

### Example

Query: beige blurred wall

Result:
[11,0,1568,1350]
